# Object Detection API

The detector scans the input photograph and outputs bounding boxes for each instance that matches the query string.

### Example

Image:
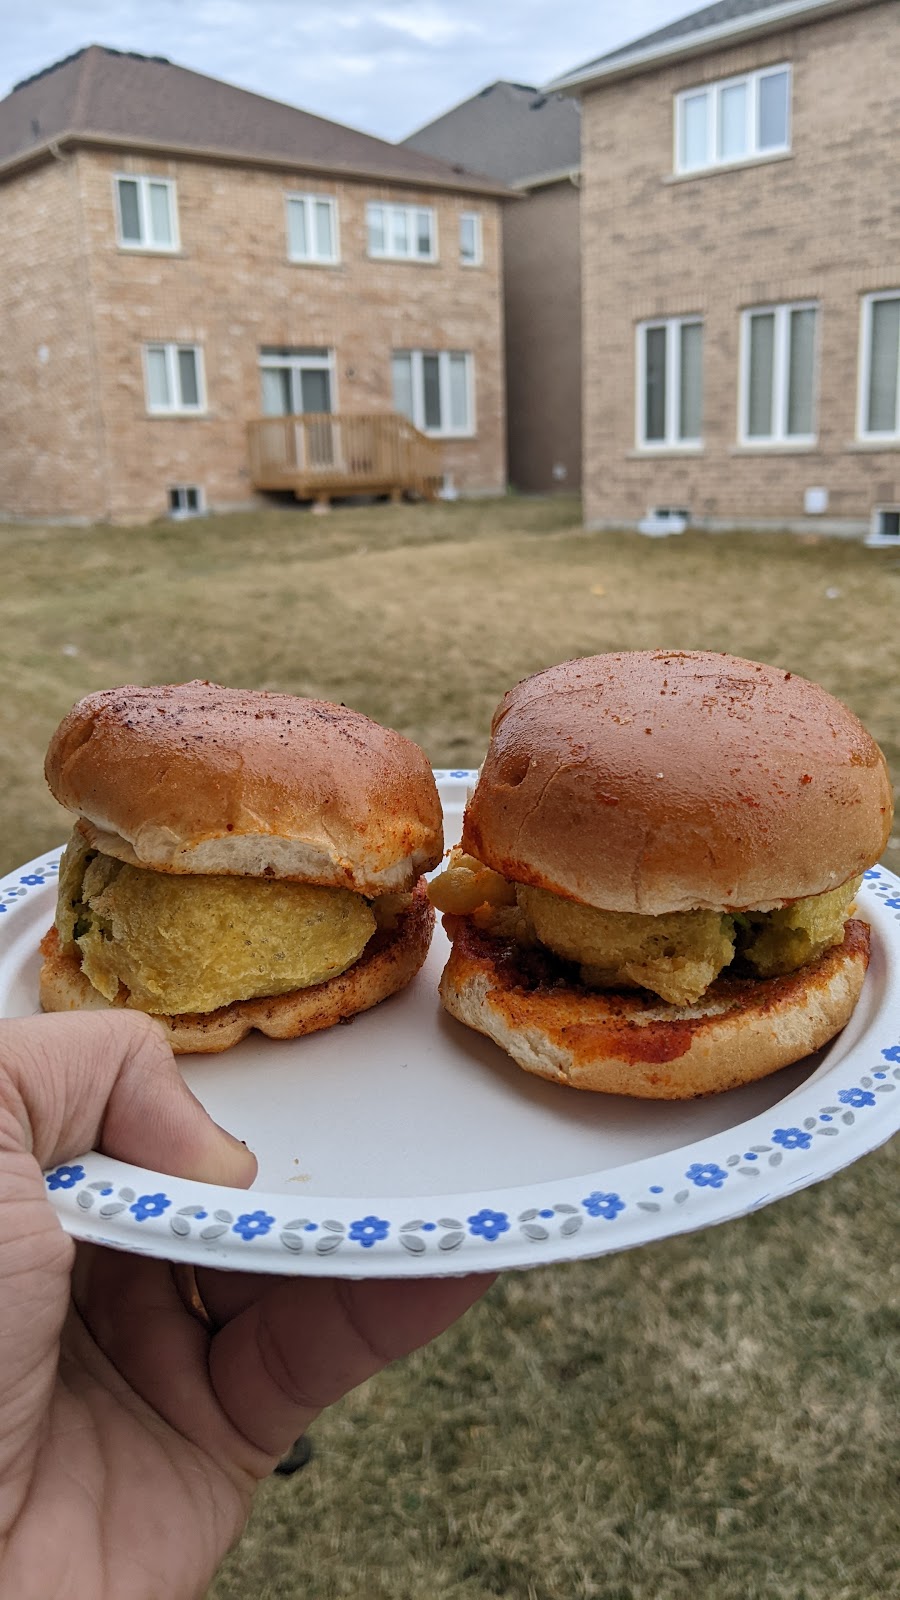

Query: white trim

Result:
[366,202,438,262]
[546,0,865,94]
[392,350,475,438]
[738,301,819,446]
[257,347,338,414]
[509,166,581,192]
[284,192,340,265]
[857,291,900,442]
[114,174,179,252]
[674,64,791,176]
[636,316,704,450]
[143,342,205,415]
[459,211,483,266]
[168,484,206,518]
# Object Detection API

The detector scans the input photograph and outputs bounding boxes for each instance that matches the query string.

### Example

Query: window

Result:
[675,65,790,174]
[168,485,205,518]
[740,302,817,445]
[115,176,178,250]
[285,194,339,264]
[637,317,703,448]
[392,350,473,436]
[259,347,334,414]
[858,292,900,440]
[459,212,482,266]
[367,203,436,261]
[144,344,204,414]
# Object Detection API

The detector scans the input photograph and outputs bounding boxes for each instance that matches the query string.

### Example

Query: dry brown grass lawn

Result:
[1,496,898,1599]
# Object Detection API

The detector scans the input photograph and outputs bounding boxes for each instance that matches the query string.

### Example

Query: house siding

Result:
[581,2,900,531]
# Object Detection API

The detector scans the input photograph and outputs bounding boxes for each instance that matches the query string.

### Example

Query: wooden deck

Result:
[246,412,443,505]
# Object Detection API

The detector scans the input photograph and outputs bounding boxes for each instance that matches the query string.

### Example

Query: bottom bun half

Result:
[438,916,870,1100]
[40,882,434,1054]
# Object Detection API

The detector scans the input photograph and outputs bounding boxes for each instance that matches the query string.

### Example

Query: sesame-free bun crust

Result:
[462,652,893,914]
[45,682,443,894]
[39,883,434,1054]
[439,915,870,1100]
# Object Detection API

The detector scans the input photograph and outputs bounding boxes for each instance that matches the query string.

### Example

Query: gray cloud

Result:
[2,0,695,139]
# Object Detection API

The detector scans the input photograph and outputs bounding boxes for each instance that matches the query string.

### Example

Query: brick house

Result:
[0,47,509,523]
[549,0,900,538]
[403,81,582,496]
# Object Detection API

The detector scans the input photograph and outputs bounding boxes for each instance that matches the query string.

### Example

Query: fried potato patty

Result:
[428,847,860,1005]
[56,832,375,1014]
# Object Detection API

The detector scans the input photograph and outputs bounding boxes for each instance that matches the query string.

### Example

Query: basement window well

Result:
[168,485,205,518]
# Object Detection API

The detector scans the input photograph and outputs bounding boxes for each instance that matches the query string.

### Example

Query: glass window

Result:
[392,350,473,435]
[177,349,199,409]
[144,344,203,414]
[862,294,900,437]
[743,303,817,443]
[116,176,177,249]
[367,203,436,261]
[258,348,335,415]
[459,212,482,265]
[286,195,338,263]
[676,66,791,173]
[145,347,170,410]
[301,368,331,413]
[314,200,334,259]
[638,318,703,448]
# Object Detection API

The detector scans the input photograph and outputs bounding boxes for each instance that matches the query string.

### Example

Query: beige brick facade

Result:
[1,148,505,522]
[580,1,900,533]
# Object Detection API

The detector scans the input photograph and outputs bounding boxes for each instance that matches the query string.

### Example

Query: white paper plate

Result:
[2,773,899,1277]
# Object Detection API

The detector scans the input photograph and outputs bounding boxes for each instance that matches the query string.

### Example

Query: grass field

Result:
[1,496,898,1599]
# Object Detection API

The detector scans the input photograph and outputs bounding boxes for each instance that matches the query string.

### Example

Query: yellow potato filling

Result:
[429,847,859,1006]
[56,832,377,1014]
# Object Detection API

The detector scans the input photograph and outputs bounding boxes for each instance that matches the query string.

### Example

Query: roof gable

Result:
[402,80,580,186]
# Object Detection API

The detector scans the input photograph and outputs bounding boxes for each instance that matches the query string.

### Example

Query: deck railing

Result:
[246,412,443,500]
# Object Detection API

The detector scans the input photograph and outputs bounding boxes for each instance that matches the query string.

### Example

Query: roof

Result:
[0,46,509,194]
[547,0,872,93]
[401,81,580,188]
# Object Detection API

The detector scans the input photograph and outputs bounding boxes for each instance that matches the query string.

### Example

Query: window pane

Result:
[367,204,385,254]
[867,298,900,433]
[787,308,816,436]
[718,81,748,161]
[118,179,142,242]
[146,348,170,408]
[287,199,308,258]
[758,70,789,149]
[392,354,414,421]
[747,314,775,436]
[177,349,199,408]
[644,327,667,442]
[679,322,703,440]
[314,200,334,258]
[391,208,410,255]
[422,354,441,429]
[680,93,708,169]
[148,183,173,245]
[416,209,433,257]
[300,368,331,413]
[460,214,477,262]
[448,354,469,430]
[261,367,292,415]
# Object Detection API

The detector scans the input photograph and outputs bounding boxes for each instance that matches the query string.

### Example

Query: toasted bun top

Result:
[461,652,893,914]
[46,682,443,893]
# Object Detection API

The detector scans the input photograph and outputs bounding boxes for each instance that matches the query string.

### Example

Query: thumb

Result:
[0,1010,256,1186]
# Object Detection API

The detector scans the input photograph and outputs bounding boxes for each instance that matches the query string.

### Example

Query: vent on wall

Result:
[866,506,900,546]
[168,485,205,519]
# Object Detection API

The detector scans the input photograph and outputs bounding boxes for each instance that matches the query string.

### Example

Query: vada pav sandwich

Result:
[40,681,443,1052]
[429,652,893,1099]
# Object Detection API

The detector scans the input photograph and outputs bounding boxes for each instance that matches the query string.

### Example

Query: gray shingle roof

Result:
[594,0,790,68]
[0,45,509,193]
[402,81,580,187]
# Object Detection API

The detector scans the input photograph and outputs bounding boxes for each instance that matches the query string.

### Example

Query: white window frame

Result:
[857,291,900,442]
[636,316,704,451]
[258,347,337,414]
[459,211,483,266]
[738,301,818,447]
[366,202,437,262]
[285,192,340,265]
[393,350,475,438]
[674,63,791,176]
[114,174,179,251]
[143,343,206,415]
[168,484,206,518]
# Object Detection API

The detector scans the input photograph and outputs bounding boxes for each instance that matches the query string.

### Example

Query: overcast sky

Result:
[2,0,696,141]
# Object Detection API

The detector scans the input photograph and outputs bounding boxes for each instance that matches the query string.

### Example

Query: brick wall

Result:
[580,2,900,531]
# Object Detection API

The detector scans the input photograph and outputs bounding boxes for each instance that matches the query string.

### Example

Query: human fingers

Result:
[0,1010,256,1184]
[207,1272,495,1471]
